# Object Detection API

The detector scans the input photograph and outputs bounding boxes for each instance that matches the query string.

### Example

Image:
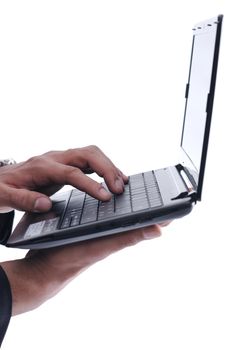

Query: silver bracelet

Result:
[0,158,16,167]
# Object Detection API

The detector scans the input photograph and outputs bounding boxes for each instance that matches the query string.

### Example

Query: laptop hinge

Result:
[185,83,189,99]
[173,164,198,202]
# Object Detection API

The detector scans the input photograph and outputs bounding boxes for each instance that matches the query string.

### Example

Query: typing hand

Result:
[0,146,128,213]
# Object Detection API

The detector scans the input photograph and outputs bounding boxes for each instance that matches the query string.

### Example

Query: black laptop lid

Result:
[180,15,223,201]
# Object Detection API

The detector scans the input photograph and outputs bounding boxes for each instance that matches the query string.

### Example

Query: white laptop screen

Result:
[180,15,222,200]
[181,23,217,173]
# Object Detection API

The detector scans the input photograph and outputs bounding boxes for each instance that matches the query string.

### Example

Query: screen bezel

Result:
[180,14,223,201]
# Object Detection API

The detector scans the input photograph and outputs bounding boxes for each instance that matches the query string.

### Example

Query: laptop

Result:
[6,14,223,249]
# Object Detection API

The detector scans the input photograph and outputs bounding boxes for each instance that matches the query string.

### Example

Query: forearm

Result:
[0,266,12,346]
[0,259,72,316]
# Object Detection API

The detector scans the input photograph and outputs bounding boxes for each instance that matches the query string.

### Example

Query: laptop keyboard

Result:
[60,171,163,229]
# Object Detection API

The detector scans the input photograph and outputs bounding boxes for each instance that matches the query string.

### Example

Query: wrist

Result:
[0,158,16,213]
[0,258,67,316]
[1,260,41,315]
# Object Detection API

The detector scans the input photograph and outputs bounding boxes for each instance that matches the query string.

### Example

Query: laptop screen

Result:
[180,15,222,200]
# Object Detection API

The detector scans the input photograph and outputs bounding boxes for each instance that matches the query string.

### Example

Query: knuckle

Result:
[64,148,75,157]
[27,151,59,165]
[64,166,81,181]
[85,145,100,154]
[25,157,41,173]
[61,148,76,164]
[26,154,45,165]
[26,155,38,164]
[43,150,58,157]
[25,155,48,170]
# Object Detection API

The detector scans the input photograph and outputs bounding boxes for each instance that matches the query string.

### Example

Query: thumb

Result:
[8,187,52,212]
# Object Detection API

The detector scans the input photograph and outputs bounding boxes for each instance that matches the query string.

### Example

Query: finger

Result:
[45,162,112,201]
[6,187,52,212]
[118,169,128,184]
[59,147,128,194]
[159,221,172,227]
[83,150,128,193]
[74,225,162,266]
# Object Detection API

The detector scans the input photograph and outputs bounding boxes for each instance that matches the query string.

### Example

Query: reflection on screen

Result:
[181,28,216,173]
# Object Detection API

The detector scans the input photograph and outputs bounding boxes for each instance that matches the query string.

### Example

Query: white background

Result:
[0,1,232,349]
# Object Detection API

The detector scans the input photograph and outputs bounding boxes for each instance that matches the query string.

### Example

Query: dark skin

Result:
[0,146,166,315]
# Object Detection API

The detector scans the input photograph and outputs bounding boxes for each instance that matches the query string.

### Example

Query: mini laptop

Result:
[6,15,223,249]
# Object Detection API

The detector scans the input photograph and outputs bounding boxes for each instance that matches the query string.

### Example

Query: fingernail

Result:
[34,197,52,212]
[99,186,111,200]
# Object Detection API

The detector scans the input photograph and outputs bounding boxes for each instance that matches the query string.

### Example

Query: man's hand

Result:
[0,146,128,213]
[0,145,170,317]
[1,224,164,316]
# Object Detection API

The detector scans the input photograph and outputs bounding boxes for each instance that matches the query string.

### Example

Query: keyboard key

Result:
[98,197,115,220]
[59,171,163,229]
[68,192,85,211]
[80,195,98,224]
[115,185,131,214]
[70,210,82,226]
[131,198,149,211]
[61,214,72,229]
